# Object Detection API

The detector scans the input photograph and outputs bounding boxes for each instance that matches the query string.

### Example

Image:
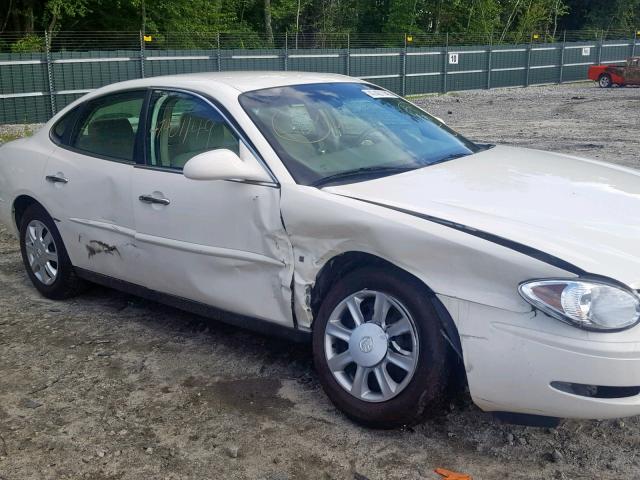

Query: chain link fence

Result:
[1,30,638,124]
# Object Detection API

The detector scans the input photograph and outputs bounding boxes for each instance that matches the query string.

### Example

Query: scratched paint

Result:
[86,240,120,259]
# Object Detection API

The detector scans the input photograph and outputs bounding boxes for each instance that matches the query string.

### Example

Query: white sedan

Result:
[1,72,640,428]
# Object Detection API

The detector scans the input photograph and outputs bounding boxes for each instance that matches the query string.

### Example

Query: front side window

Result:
[240,82,481,186]
[72,91,145,162]
[146,90,240,171]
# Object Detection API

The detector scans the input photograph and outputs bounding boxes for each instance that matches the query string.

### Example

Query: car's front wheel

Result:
[312,267,451,428]
[19,204,86,299]
[598,73,612,88]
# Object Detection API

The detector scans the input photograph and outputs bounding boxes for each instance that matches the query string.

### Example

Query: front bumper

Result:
[440,295,640,420]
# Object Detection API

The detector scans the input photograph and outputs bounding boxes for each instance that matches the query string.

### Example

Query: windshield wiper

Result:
[428,151,471,166]
[311,166,417,188]
[476,143,496,150]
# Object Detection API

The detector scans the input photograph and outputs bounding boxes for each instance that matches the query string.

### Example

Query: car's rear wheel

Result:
[598,74,612,88]
[312,267,451,428]
[19,204,86,299]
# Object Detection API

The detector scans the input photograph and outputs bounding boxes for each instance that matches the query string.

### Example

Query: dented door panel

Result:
[131,169,294,325]
[40,147,140,283]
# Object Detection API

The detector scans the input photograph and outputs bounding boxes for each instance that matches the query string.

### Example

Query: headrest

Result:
[89,118,134,141]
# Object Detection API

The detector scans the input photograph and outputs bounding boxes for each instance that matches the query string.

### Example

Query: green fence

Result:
[1,30,638,124]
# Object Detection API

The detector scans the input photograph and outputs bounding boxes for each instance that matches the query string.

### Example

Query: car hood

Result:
[325,145,640,288]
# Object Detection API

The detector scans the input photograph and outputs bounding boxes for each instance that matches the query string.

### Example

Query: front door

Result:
[131,89,294,326]
[41,90,145,283]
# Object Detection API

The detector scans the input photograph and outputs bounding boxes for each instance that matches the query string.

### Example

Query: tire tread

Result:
[19,204,87,300]
[312,266,451,429]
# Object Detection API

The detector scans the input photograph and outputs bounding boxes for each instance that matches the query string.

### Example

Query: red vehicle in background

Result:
[588,57,640,87]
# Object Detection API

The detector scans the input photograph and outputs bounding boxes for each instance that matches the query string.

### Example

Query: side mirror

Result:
[433,116,446,125]
[183,149,272,183]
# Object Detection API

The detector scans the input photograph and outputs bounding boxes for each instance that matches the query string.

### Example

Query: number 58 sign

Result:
[448,53,459,65]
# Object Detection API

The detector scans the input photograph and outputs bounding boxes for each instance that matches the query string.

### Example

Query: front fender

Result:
[280,184,574,329]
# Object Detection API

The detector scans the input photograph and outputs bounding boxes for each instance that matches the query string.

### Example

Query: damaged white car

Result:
[1,72,640,428]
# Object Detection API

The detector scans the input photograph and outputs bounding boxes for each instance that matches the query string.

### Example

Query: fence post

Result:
[401,33,407,96]
[597,29,603,65]
[632,31,637,58]
[486,33,493,89]
[559,30,566,84]
[139,31,146,78]
[44,31,56,116]
[525,33,533,87]
[284,32,289,71]
[217,32,221,72]
[443,33,449,93]
[346,33,351,76]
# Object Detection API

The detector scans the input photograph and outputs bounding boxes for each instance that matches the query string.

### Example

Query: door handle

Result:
[138,194,170,206]
[45,174,69,184]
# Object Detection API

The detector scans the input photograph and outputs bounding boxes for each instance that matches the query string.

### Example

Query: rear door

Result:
[41,90,145,283]
[130,89,294,326]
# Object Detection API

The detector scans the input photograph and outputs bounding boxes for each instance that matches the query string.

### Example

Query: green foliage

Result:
[577,0,640,31]
[384,0,423,34]
[45,0,89,31]
[10,34,45,52]
[0,0,636,41]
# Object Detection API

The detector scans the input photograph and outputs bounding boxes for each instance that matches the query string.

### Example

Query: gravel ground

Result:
[1,82,640,480]
[0,124,39,144]
[413,82,640,169]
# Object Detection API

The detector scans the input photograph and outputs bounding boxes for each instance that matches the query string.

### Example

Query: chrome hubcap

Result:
[24,220,59,286]
[324,290,419,402]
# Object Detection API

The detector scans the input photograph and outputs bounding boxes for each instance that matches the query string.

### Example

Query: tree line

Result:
[2,0,639,38]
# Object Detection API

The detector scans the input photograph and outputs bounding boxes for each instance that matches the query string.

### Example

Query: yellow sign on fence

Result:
[143,35,152,42]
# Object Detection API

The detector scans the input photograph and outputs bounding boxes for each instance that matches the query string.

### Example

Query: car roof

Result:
[92,71,366,96]
[47,71,372,127]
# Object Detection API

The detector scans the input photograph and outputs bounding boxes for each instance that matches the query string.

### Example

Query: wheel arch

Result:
[598,72,612,87]
[310,250,463,361]
[13,194,47,230]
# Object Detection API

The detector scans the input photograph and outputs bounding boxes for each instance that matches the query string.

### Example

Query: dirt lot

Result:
[1,82,640,480]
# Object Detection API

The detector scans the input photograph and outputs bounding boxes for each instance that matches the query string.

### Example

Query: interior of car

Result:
[149,93,239,170]
[73,94,144,161]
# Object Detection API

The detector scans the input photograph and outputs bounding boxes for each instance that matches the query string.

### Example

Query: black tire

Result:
[19,204,86,299]
[598,74,612,88]
[312,266,451,429]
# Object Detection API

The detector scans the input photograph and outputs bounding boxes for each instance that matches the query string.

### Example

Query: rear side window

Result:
[51,107,79,145]
[71,91,145,162]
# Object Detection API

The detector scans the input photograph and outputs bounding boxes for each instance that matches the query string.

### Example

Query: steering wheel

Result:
[356,127,384,146]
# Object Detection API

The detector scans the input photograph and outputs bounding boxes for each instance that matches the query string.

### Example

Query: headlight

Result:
[518,278,640,331]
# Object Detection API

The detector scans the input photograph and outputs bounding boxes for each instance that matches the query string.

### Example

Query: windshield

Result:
[239,82,481,187]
